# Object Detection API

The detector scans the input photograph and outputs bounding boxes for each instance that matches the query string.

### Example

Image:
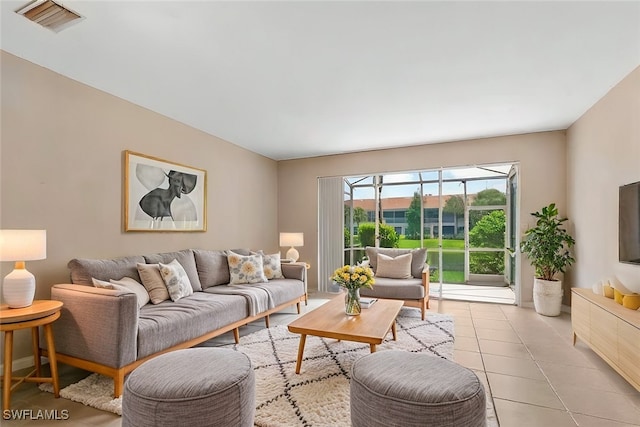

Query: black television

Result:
[619,181,640,264]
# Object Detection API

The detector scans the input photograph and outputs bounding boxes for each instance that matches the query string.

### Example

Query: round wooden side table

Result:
[0,300,63,412]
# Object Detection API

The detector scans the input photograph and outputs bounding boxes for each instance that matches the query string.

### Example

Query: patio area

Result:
[430,283,516,305]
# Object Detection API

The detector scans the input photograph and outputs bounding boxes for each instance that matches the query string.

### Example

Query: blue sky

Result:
[346,164,512,199]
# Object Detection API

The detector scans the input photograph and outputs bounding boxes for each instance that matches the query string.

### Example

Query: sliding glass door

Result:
[332,163,518,302]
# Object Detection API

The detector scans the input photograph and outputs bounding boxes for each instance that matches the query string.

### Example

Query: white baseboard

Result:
[0,355,48,373]
[520,301,571,314]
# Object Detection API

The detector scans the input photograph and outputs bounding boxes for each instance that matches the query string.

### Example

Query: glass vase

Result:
[345,287,361,316]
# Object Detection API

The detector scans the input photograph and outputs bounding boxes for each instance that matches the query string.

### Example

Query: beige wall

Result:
[1,52,279,362]
[278,131,568,305]
[567,66,640,292]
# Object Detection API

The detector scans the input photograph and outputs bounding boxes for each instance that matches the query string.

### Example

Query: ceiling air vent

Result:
[16,0,82,32]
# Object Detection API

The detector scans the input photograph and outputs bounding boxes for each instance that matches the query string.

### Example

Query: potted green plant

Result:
[520,203,575,316]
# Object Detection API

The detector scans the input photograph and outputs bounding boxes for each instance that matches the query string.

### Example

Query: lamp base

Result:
[286,247,300,262]
[3,267,36,308]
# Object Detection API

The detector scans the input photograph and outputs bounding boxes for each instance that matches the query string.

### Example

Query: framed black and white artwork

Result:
[124,150,207,231]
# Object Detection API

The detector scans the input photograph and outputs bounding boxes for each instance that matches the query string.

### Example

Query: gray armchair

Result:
[359,247,430,320]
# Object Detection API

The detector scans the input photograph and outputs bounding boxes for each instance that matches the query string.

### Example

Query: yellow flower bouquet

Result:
[330,265,375,315]
[330,265,375,291]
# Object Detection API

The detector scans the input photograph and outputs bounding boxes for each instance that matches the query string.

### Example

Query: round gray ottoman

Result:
[350,351,486,427]
[122,348,255,427]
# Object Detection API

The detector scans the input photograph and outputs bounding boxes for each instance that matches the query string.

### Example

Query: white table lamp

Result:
[0,230,47,308]
[279,232,304,262]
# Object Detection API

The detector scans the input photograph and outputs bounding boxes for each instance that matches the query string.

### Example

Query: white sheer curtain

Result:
[318,176,344,292]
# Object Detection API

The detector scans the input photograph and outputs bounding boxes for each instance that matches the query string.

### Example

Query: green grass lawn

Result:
[400,238,465,283]
[431,270,465,284]
[350,237,466,283]
[398,238,464,250]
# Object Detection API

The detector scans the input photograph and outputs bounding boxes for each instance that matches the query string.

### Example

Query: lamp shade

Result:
[1,230,46,308]
[279,232,304,248]
[0,230,47,261]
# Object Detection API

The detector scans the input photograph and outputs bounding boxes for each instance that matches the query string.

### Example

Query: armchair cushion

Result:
[376,253,412,279]
[366,247,427,279]
[360,277,425,300]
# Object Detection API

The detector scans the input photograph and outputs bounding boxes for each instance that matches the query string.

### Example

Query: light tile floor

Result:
[3,294,639,426]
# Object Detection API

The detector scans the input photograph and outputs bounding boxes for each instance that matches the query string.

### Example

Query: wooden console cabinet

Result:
[572,288,640,391]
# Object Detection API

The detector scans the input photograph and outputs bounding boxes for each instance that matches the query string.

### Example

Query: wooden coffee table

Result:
[288,295,404,374]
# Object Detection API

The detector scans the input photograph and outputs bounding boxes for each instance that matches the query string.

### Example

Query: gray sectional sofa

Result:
[43,248,307,397]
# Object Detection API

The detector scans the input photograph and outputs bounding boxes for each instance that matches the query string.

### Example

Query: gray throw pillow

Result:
[193,249,230,288]
[69,255,145,285]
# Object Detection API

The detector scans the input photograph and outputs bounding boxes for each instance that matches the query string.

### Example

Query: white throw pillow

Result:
[252,251,284,280]
[227,251,268,285]
[137,263,170,304]
[110,277,151,308]
[92,278,113,289]
[92,277,150,309]
[159,259,194,301]
[376,253,412,279]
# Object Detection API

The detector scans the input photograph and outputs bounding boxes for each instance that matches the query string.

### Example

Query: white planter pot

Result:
[533,278,563,317]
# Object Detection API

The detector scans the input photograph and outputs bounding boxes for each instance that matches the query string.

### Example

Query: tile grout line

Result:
[468,304,501,427]
[498,305,581,426]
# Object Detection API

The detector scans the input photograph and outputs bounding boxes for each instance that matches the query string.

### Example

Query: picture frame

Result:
[124,150,207,232]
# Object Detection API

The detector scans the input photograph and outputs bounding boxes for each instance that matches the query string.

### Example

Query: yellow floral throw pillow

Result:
[159,259,194,301]
[227,251,268,285]
[252,251,284,280]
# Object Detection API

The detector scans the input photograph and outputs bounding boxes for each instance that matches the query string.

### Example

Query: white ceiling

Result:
[2,1,639,160]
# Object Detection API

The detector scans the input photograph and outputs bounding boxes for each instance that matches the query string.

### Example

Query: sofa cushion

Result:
[144,249,202,292]
[68,255,145,285]
[366,247,427,279]
[137,293,248,359]
[137,263,170,304]
[255,278,305,307]
[193,249,230,288]
[376,253,412,279]
[160,259,194,301]
[227,251,268,285]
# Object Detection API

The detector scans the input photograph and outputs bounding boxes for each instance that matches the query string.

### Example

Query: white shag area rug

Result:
[42,308,496,426]
[40,373,122,415]
[228,308,455,427]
